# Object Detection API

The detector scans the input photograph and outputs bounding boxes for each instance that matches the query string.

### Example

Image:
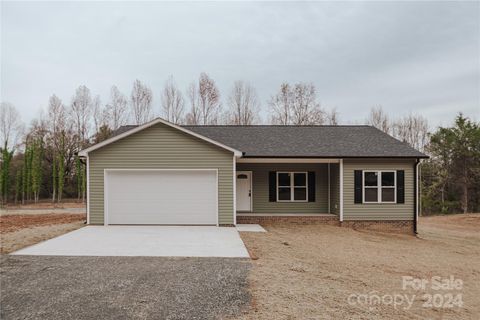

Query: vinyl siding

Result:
[329,163,339,215]
[88,122,234,225]
[236,163,329,214]
[343,159,415,220]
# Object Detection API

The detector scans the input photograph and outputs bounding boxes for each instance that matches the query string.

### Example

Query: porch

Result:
[235,159,342,223]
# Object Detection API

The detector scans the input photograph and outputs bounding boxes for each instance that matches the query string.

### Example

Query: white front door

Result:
[236,171,252,212]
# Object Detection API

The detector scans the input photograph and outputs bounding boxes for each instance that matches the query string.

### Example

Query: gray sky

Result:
[1,1,479,128]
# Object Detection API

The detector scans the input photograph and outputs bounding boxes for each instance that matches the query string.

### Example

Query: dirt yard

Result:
[3,200,85,210]
[0,213,85,254]
[238,214,480,320]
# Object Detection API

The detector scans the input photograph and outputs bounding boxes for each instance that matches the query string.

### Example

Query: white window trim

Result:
[362,170,397,204]
[276,172,308,202]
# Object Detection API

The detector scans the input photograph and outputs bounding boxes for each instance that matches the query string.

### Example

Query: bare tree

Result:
[105,85,128,130]
[291,83,325,125]
[269,82,325,125]
[393,114,429,152]
[325,108,340,125]
[367,106,391,134]
[161,76,185,124]
[0,102,24,150]
[269,83,291,125]
[198,73,221,124]
[226,81,260,125]
[185,82,201,125]
[70,85,92,146]
[47,95,67,203]
[367,106,429,151]
[130,79,154,125]
[92,95,105,135]
[185,73,221,125]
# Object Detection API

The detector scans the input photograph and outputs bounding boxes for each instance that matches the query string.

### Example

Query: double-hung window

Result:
[363,170,396,203]
[277,172,308,202]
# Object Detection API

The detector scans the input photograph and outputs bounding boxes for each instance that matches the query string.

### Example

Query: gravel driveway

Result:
[0,255,251,320]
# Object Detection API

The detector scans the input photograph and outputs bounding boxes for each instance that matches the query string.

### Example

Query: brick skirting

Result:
[236,215,414,234]
[236,215,340,225]
[340,220,414,234]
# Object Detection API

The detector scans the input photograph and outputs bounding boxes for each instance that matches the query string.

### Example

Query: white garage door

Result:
[105,170,217,225]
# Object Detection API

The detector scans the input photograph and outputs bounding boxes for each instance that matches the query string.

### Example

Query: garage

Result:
[105,170,218,225]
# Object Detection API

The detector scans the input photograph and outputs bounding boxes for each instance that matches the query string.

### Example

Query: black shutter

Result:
[269,171,276,202]
[354,170,363,204]
[397,170,405,204]
[308,172,316,202]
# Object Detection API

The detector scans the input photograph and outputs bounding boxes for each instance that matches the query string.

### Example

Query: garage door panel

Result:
[106,170,217,225]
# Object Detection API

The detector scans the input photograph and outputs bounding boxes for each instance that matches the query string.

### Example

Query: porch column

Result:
[339,159,344,222]
[327,163,331,213]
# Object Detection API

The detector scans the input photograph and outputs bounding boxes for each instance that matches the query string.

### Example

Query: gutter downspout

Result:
[414,158,420,234]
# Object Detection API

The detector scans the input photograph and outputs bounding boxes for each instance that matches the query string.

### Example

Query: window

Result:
[363,170,396,203]
[277,172,308,202]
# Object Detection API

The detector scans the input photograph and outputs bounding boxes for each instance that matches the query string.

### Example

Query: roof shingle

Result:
[113,124,428,158]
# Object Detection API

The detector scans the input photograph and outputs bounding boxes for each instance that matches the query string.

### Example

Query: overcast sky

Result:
[1,1,479,128]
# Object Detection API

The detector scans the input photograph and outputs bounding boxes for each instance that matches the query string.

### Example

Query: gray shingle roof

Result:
[113,124,428,158]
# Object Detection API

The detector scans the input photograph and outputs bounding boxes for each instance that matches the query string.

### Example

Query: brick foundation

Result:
[236,215,414,234]
[340,220,414,234]
[236,215,340,225]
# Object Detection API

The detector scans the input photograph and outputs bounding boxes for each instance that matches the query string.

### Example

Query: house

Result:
[78,118,428,234]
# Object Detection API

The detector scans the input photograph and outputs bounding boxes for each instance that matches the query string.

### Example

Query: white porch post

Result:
[339,159,344,222]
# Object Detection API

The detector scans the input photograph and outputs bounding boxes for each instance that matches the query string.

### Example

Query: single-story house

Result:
[78,118,428,233]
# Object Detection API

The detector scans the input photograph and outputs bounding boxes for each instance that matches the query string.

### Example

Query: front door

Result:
[236,171,252,212]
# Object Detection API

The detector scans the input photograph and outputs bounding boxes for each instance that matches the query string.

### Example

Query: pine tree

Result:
[1,142,14,204]
[57,135,65,203]
[22,144,28,204]
[81,161,86,203]
[15,168,22,204]
[76,155,81,201]
[52,153,57,203]
[31,138,44,203]
[26,144,33,201]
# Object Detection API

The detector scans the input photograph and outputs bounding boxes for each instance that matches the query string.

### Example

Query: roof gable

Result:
[78,118,242,157]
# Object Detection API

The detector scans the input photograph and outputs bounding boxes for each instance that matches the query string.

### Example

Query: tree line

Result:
[0,74,339,206]
[365,107,479,214]
[0,73,479,214]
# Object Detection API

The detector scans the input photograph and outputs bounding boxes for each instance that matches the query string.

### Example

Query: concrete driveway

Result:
[12,226,250,257]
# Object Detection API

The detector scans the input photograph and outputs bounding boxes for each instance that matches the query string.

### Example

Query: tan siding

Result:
[88,123,234,225]
[343,159,415,220]
[236,163,329,214]
[329,163,339,215]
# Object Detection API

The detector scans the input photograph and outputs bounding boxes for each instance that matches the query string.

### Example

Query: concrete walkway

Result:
[12,226,250,258]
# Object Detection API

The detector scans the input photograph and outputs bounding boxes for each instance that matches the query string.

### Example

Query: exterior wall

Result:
[236,163,329,214]
[342,159,415,221]
[329,163,339,215]
[88,123,234,225]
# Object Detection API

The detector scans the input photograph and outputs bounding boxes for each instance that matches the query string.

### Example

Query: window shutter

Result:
[269,171,276,202]
[354,170,362,204]
[308,172,316,202]
[397,170,405,204]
